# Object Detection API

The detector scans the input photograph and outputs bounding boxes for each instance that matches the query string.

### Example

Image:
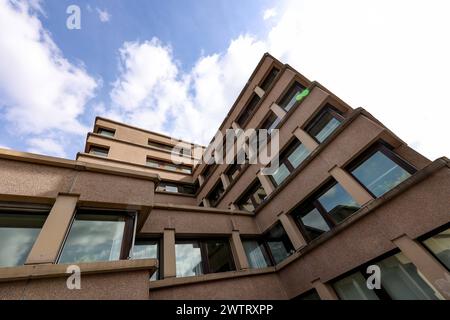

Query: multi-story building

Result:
[0,53,449,300]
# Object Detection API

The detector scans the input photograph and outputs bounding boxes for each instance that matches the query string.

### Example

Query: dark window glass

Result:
[350,148,413,197]
[89,146,109,157]
[175,239,235,278]
[260,112,281,135]
[132,239,159,280]
[242,239,272,269]
[146,158,192,174]
[422,227,450,270]
[59,212,132,264]
[293,289,321,300]
[156,182,196,195]
[208,181,225,207]
[226,163,243,182]
[278,82,306,112]
[271,140,310,186]
[237,181,267,211]
[293,180,360,241]
[237,94,261,126]
[265,223,295,264]
[0,213,47,267]
[97,128,115,137]
[260,67,280,91]
[306,106,343,143]
[202,165,214,179]
[148,140,173,152]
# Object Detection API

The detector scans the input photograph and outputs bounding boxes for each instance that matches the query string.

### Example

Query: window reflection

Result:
[333,272,380,300]
[317,183,360,223]
[265,223,295,264]
[422,227,450,270]
[0,213,47,267]
[243,240,271,269]
[59,214,126,264]
[175,241,203,277]
[351,150,411,197]
[132,240,159,280]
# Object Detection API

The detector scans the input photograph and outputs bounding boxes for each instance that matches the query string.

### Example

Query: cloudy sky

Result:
[0,0,448,160]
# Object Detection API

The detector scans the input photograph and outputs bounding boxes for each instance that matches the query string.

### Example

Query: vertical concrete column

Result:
[270,103,287,119]
[258,171,275,196]
[163,228,177,278]
[198,175,205,187]
[393,235,450,300]
[293,127,319,152]
[220,173,231,189]
[25,194,78,265]
[230,231,250,270]
[278,213,307,250]
[330,166,374,206]
[312,279,339,300]
[254,86,265,98]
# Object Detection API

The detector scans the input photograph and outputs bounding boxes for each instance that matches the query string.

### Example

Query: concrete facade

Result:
[0,53,449,300]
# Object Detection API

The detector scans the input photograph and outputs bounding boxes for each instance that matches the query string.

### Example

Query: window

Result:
[264,223,295,264]
[156,182,196,195]
[242,239,272,269]
[278,81,306,112]
[132,239,159,280]
[226,163,244,183]
[0,212,47,267]
[148,140,173,152]
[348,143,415,198]
[89,146,109,157]
[207,181,225,207]
[97,127,115,137]
[175,239,235,277]
[146,158,192,174]
[260,67,280,91]
[292,180,360,241]
[333,251,441,300]
[59,211,134,264]
[305,105,344,143]
[236,180,267,211]
[260,112,281,135]
[270,140,311,186]
[202,165,214,180]
[293,289,321,300]
[236,94,261,126]
[422,226,450,271]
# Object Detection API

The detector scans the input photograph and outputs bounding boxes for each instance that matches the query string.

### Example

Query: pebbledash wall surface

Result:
[0,53,449,300]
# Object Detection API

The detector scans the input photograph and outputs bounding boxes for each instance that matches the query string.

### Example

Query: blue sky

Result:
[0,0,449,160]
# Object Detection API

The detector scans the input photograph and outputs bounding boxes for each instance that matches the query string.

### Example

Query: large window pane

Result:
[351,150,411,197]
[287,144,310,168]
[422,227,450,270]
[308,112,342,143]
[295,207,330,240]
[0,213,47,267]
[205,240,235,273]
[132,240,159,280]
[265,224,294,264]
[59,214,126,264]
[378,252,440,300]
[333,272,380,300]
[271,164,290,186]
[175,241,203,277]
[279,82,305,112]
[318,183,360,223]
[243,240,271,269]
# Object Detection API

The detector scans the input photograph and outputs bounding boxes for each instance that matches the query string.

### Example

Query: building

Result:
[0,53,449,300]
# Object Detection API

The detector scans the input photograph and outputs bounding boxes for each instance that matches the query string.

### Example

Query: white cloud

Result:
[0,145,10,150]
[0,0,98,157]
[96,8,111,23]
[27,137,67,158]
[263,8,277,20]
[107,0,450,160]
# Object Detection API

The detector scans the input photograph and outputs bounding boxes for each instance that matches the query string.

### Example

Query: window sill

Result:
[0,258,158,283]
[149,267,275,290]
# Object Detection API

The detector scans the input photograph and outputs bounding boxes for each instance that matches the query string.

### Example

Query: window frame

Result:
[207,180,225,207]
[277,80,306,112]
[259,66,280,92]
[291,179,360,242]
[58,209,136,263]
[241,236,275,268]
[345,141,417,198]
[236,180,267,211]
[96,127,116,138]
[418,222,450,272]
[236,93,262,127]
[132,237,161,280]
[89,145,109,157]
[146,157,192,174]
[304,105,345,144]
[175,238,236,276]
[156,181,197,195]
